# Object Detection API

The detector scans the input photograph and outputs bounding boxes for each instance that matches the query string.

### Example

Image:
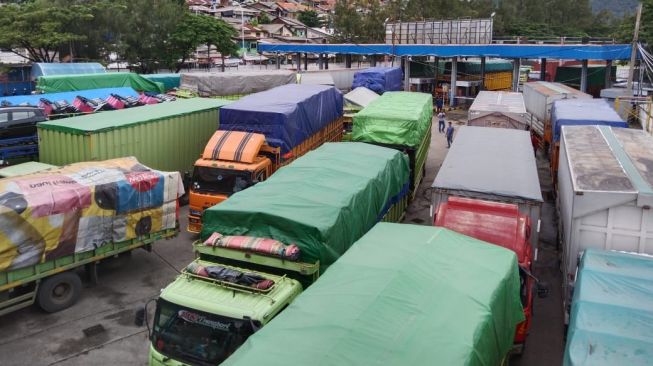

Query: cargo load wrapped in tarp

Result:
[201,142,410,270]
[179,70,296,97]
[0,87,139,108]
[344,87,379,109]
[141,74,181,91]
[564,249,653,366]
[223,223,524,366]
[551,98,626,142]
[0,157,183,272]
[38,98,230,174]
[37,72,165,94]
[468,91,529,130]
[351,67,403,94]
[352,91,432,148]
[219,84,344,154]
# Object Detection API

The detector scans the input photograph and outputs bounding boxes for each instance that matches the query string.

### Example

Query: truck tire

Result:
[36,271,82,313]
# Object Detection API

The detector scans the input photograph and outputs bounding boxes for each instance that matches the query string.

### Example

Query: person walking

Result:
[437,111,446,133]
[446,121,454,148]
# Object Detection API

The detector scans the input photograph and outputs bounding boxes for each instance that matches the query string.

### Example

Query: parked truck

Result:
[431,126,543,250]
[564,249,653,366]
[434,196,547,353]
[353,91,432,199]
[467,91,529,130]
[0,157,183,316]
[0,106,47,166]
[187,84,344,233]
[557,125,653,323]
[141,142,410,365]
[222,223,525,366]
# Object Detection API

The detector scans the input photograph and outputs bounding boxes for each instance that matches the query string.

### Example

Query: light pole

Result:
[239,4,245,60]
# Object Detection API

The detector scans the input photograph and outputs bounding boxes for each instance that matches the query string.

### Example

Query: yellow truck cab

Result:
[188,130,280,233]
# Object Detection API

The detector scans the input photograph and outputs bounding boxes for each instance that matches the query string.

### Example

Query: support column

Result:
[433,56,439,89]
[605,60,613,89]
[450,56,458,108]
[276,53,281,70]
[303,53,308,71]
[370,55,376,67]
[403,57,411,91]
[345,54,352,68]
[540,58,547,81]
[325,55,329,70]
[480,56,486,91]
[318,54,324,70]
[296,52,301,71]
[512,58,521,91]
[580,59,588,93]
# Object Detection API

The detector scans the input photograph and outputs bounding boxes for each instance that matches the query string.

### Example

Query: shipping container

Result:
[522,82,591,141]
[563,249,653,366]
[468,91,528,129]
[431,126,543,249]
[38,98,230,175]
[557,125,653,322]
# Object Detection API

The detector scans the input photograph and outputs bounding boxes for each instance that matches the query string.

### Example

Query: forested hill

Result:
[590,0,638,17]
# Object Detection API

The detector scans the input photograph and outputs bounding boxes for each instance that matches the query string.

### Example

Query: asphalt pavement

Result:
[0,111,565,365]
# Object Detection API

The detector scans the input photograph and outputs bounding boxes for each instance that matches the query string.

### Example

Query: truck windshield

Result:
[192,167,252,195]
[151,299,257,365]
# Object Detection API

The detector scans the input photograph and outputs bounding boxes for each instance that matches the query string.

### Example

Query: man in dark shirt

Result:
[446,122,454,148]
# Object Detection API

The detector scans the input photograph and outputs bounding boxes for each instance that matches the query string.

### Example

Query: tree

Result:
[258,12,272,24]
[298,10,321,28]
[0,1,94,62]
[163,13,238,72]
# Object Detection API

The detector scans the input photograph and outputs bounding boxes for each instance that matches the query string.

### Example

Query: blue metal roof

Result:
[258,43,632,60]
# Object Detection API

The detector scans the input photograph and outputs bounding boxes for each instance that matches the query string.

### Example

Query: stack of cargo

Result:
[468,91,528,130]
[36,72,165,94]
[557,125,653,321]
[564,249,653,366]
[431,126,543,249]
[179,70,296,99]
[342,87,380,141]
[223,223,524,366]
[200,142,410,270]
[219,84,344,159]
[352,67,403,94]
[37,98,230,177]
[522,81,591,142]
[550,98,627,182]
[353,91,432,198]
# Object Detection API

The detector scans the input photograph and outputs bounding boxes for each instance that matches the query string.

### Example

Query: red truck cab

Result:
[434,196,534,351]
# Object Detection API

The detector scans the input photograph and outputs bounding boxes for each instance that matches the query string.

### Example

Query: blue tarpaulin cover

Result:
[552,99,626,142]
[352,67,403,94]
[142,74,181,91]
[564,249,653,366]
[0,87,139,107]
[218,84,343,154]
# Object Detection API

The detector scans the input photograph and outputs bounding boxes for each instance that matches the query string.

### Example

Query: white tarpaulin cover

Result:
[344,87,380,108]
[180,70,296,97]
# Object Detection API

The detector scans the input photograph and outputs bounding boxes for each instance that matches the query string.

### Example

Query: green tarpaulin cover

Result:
[564,249,653,366]
[37,98,230,135]
[201,142,409,270]
[352,91,432,148]
[224,223,525,366]
[36,72,165,93]
[142,73,181,91]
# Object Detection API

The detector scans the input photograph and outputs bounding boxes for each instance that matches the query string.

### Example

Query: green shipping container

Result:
[37,98,231,174]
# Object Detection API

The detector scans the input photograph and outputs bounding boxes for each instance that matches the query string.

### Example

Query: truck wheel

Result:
[37,271,82,313]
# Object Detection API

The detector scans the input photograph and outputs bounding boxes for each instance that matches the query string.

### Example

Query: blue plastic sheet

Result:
[552,99,626,142]
[0,87,139,107]
[219,84,344,154]
[352,67,403,94]
[564,249,653,366]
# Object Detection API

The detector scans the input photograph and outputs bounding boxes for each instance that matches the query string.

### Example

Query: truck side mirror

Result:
[134,307,146,327]
[536,281,549,298]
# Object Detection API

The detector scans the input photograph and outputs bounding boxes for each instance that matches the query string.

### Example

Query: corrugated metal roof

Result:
[470,91,526,114]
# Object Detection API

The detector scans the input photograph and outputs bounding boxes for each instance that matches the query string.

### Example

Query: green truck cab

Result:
[142,142,411,365]
[149,257,302,366]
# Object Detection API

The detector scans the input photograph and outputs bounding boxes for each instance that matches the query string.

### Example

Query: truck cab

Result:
[149,260,301,366]
[188,131,280,233]
[434,196,534,351]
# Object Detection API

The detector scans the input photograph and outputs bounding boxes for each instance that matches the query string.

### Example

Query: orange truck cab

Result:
[434,196,539,353]
[188,130,280,233]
